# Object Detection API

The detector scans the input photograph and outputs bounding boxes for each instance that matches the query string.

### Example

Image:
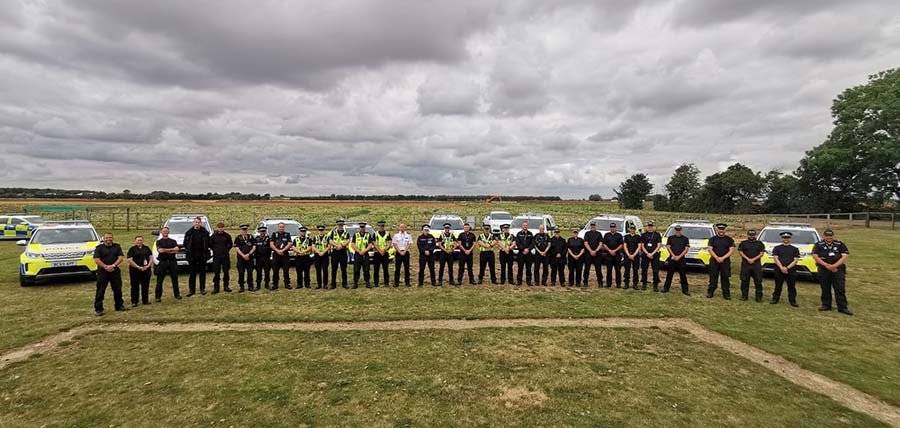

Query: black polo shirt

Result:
[127,245,153,268]
[271,231,292,250]
[94,243,123,267]
[772,244,800,266]
[254,235,271,257]
[234,234,255,254]
[456,231,477,251]
[602,232,624,252]
[583,230,602,249]
[550,236,566,256]
[641,231,662,253]
[156,237,178,261]
[738,239,765,261]
[707,235,735,258]
[666,235,690,255]
[813,240,849,265]
[567,237,584,255]
[533,232,550,252]
[515,230,534,251]
[209,231,233,257]
[623,233,643,253]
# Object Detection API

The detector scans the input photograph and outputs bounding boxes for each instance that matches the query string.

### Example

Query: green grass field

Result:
[1,201,898,427]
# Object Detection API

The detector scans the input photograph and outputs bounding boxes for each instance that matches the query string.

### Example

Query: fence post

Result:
[893,213,896,230]
[112,212,116,229]
[865,212,870,228]
[126,208,131,231]
[135,212,140,230]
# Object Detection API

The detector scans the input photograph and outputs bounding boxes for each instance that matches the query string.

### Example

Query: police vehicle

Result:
[658,219,715,269]
[578,215,644,239]
[255,217,304,263]
[428,214,465,239]
[509,213,557,236]
[758,223,821,279]
[17,220,100,286]
[1,214,47,240]
[482,211,513,234]
[150,214,214,268]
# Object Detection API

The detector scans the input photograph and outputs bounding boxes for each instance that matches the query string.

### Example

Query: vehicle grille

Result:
[38,266,91,275]
[43,252,85,261]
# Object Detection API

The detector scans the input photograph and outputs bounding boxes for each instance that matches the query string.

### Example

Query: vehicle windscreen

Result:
[32,228,98,245]
[165,220,210,234]
[431,218,464,230]
[492,213,513,221]
[511,218,542,229]
[27,217,48,225]
[759,229,819,245]
[584,219,624,230]
[666,226,713,240]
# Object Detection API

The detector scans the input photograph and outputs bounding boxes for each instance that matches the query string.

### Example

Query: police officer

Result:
[93,232,125,316]
[269,222,293,290]
[602,223,624,288]
[549,227,567,286]
[706,223,735,300]
[663,225,690,295]
[456,223,477,285]
[514,220,534,286]
[253,227,271,291]
[294,226,313,289]
[477,224,498,285]
[351,222,373,288]
[640,221,662,291]
[209,222,233,294]
[737,229,765,302]
[437,223,457,286]
[154,226,181,302]
[372,221,392,287]
[127,235,154,306]
[392,223,412,287]
[771,231,800,307]
[183,217,210,296]
[497,224,515,285]
[812,229,852,315]
[312,225,331,289]
[622,225,642,290]
[567,229,585,286]
[532,224,550,286]
[330,220,351,288]
[417,225,437,286]
[233,224,256,293]
[582,222,603,287]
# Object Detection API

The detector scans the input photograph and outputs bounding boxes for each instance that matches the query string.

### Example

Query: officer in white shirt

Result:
[392,223,413,287]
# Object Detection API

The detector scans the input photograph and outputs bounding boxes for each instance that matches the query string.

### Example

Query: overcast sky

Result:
[1,1,899,198]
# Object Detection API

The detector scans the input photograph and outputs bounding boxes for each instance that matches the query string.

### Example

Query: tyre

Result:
[19,275,36,287]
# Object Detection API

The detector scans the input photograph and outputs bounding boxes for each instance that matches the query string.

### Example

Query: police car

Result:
[151,214,214,268]
[482,211,513,234]
[509,213,557,236]
[17,220,100,286]
[428,214,465,239]
[578,215,643,239]
[255,217,304,263]
[658,219,715,269]
[758,223,821,279]
[1,214,47,240]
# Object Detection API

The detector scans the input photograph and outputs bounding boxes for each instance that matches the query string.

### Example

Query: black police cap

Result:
[443,223,451,228]
[609,222,617,228]
[780,231,793,238]
[377,221,386,226]
[715,223,727,229]
[747,229,757,235]
[257,227,268,232]
[316,225,326,231]
[674,225,683,230]
[647,221,655,226]
[358,222,367,227]
[824,229,834,236]
[422,224,430,230]
[239,224,249,230]
[336,220,345,225]
[299,226,308,232]
[501,224,510,229]
[482,224,491,229]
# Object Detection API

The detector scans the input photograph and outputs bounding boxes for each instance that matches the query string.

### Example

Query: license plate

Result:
[51,261,77,267]
[176,254,186,259]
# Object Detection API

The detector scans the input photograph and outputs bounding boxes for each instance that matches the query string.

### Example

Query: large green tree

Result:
[762,170,803,214]
[615,174,653,209]
[664,164,701,212]
[797,68,900,211]
[699,163,766,214]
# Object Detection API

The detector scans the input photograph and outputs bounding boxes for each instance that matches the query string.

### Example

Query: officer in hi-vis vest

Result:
[350,223,373,288]
[294,226,313,289]
[312,225,331,289]
[330,220,351,288]
[372,221,392,287]
[497,224,515,285]
[437,223,457,286]
[477,224,498,285]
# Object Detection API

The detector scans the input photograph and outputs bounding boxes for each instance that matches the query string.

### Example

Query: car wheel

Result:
[19,275,35,287]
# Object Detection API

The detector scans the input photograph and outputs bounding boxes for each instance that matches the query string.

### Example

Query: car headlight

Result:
[25,250,42,259]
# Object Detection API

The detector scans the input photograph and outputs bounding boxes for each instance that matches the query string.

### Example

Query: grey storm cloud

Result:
[0,0,899,198]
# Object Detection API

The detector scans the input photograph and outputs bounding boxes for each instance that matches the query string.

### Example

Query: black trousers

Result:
[188,256,206,293]
[739,262,763,299]
[438,251,455,284]
[129,267,151,304]
[663,258,689,294]
[583,253,603,286]
[457,252,475,284]
[532,253,549,285]
[236,256,254,288]
[331,250,348,286]
[373,252,390,286]
[271,254,291,288]
[641,254,660,287]
[707,259,731,297]
[254,256,270,288]
[95,268,124,312]
[155,259,179,299]
[418,253,436,286]
[818,267,848,310]
[314,254,330,288]
[353,253,370,287]
[516,251,533,284]
[567,256,583,286]
[478,251,496,283]
[623,255,640,286]
[394,252,410,286]
[604,252,622,286]
[212,255,231,291]
[499,251,514,284]
[550,254,565,285]
[295,255,312,288]
[773,267,797,303]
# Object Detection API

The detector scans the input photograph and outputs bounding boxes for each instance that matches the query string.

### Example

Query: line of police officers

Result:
[94,217,854,316]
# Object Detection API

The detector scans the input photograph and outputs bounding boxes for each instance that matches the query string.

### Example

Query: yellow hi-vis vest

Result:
[441,232,455,250]
[375,231,390,250]
[294,235,309,251]
[499,233,514,249]
[314,234,329,252]
[479,233,495,252]
[354,232,371,249]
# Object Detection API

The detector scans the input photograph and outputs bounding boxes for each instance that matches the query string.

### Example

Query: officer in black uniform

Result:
[372,221,392,287]
[771,231,800,307]
[737,229,765,302]
[183,217,210,296]
[812,229,852,315]
[622,225,642,289]
[233,224,256,293]
[351,222,373,288]
[253,227,271,291]
[127,236,153,307]
[209,222,233,294]
[549,228,567,286]
[663,225,690,295]
[456,223,477,285]
[477,224,498,285]
[154,227,181,302]
[497,224,515,285]
[93,232,126,316]
[532,225,550,286]
[294,226,313,289]
[417,225,437,286]
[312,225,331,289]
[514,221,534,286]
[436,223,457,286]
[602,223,624,288]
[269,222,293,290]
[582,222,603,287]
[706,223,735,300]
[567,229,585,286]
[640,221,662,291]
[330,220,351,288]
